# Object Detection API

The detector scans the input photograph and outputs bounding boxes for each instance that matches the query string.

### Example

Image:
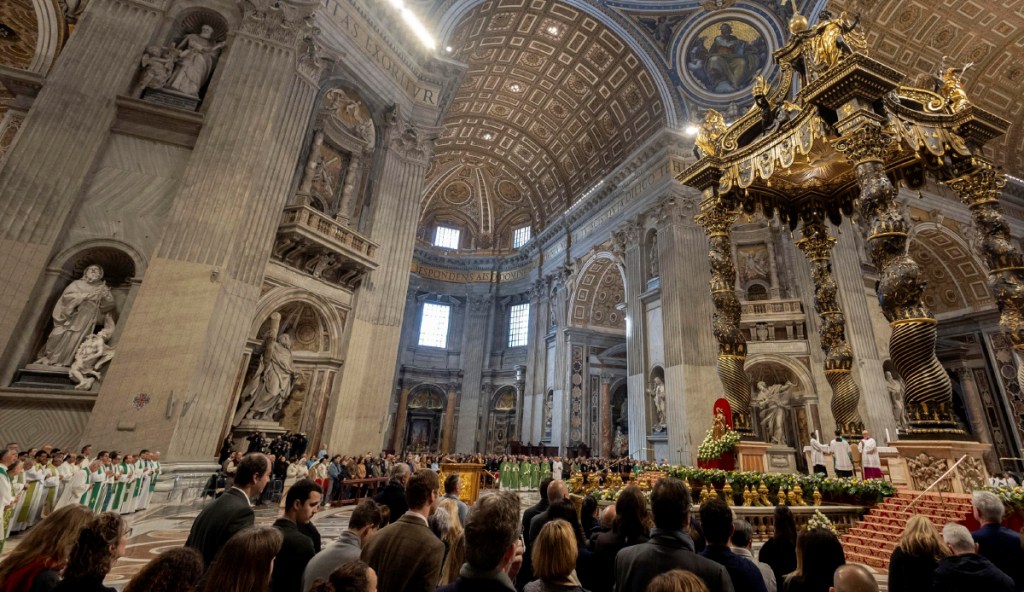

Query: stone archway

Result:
[404,386,447,453]
[486,386,517,454]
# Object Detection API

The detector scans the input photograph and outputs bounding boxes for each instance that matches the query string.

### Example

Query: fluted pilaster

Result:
[615,222,649,460]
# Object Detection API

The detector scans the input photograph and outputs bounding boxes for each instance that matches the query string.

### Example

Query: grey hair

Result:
[389,463,410,481]
[972,490,1005,523]
[942,522,975,553]
[429,505,451,539]
[730,519,754,548]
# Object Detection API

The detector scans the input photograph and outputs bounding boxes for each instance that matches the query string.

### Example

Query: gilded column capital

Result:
[946,161,1007,208]
[238,0,318,47]
[834,121,894,165]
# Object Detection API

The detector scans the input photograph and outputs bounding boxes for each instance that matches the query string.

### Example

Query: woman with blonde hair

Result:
[888,515,950,592]
[436,497,466,585]
[527,519,587,592]
[0,504,93,592]
[201,526,282,592]
[646,570,710,592]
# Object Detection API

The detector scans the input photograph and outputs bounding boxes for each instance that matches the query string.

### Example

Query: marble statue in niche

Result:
[234,312,295,424]
[754,380,794,445]
[887,370,909,428]
[69,331,115,390]
[35,264,116,368]
[135,23,225,108]
[649,376,667,432]
[648,232,659,279]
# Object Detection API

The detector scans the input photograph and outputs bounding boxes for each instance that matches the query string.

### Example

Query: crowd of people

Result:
[0,443,161,555]
[5,444,1024,592]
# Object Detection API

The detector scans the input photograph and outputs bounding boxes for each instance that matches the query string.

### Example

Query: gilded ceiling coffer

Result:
[695,194,751,434]
[796,217,863,438]
[679,8,1010,440]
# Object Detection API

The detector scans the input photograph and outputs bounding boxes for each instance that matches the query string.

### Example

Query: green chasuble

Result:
[82,469,104,510]
[530,461,539,489]
[571,462,580,475]
[538,461,551,483]
[509,462,520,490]
[519,460,531,490]
[14,469,40,524]
[0,466,11,553]
[150,461,161,492]
[109,466,127,511]
[499,461,510,488]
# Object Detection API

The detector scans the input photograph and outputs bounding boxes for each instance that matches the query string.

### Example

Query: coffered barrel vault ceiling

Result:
[416,0,1024,254]
[421,0,666,252]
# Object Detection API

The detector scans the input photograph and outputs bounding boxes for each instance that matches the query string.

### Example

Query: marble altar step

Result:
[840,490,974,574]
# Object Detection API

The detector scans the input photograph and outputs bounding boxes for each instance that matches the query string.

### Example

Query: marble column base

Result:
[892,439,992,492]
[648,432,669,463]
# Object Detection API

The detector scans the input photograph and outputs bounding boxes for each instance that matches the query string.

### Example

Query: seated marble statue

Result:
[35,264,116,367]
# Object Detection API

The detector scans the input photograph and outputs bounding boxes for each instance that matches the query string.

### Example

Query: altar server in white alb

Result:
[858,430,883,479]
[809,434,829,475]
[829,429,854,478]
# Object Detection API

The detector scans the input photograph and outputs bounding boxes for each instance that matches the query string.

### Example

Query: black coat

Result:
[614,529,734,592]
[185,488,255,567]
[972,523,1024,589]
[887,546,940,592]
[373,482,407,524]
[591,529,649,592]
[933,553,1014,592]
[52,575,114,592]
[517,500,549,591]
[271,518,316,592]
[758,537,797,585]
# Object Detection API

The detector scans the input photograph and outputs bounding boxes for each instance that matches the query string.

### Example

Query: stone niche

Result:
[13,246,136,391]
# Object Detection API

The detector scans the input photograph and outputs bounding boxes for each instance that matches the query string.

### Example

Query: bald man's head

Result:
[830,564,878,592]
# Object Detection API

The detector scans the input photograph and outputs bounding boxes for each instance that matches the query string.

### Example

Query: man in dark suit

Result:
[699,499,766,592]
[528,479,567,545]
[185,452,271,567]
[372,463,410,524]
[615,477,734,592]
[271,478,322,592]
[970,490,1024,588]
[362,468,444,592]
[516,477,552,591]
[437,490,525,592]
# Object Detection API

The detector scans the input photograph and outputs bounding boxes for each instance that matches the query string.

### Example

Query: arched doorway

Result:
[404,387,446,453]
[486,386,517,454]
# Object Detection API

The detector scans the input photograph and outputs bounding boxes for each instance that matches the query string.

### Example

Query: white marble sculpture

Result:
[754,380,794,445]
[133,45,178,98]
[234,312,295,424]
[543,397,553,431]
[161,25,225,97]
[649,376,667,432]
[887,370,909,428]
[69,331,115,390]
[35,264,116,367]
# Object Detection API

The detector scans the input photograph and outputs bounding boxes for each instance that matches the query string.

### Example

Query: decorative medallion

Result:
[444,180,473,205]
[679,16,772,99]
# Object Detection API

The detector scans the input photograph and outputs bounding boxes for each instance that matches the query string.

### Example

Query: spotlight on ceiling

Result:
[482,133,494,141]
[445,46,453,53]
[546,25,560,35]
[684,124,700,137]
[509,83,522,92]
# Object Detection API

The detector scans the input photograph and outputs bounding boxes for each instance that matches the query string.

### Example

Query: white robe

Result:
[56,466,90,509]
[809,438,828,467]
[0,469,12,547]
[858,437,882,469]
[830,438,853,471]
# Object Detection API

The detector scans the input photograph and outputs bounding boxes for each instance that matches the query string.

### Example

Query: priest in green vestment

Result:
[538,458,552,484]
[519,458,532,491]
[509,458,520,491]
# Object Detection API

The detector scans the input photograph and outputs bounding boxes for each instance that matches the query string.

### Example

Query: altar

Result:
[440,463,485,504]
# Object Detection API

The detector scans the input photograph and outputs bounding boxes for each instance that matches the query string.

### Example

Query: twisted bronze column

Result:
[947,162,1024,388]
[835,123,962,437]
[796,219,864,437]
[696,196,752,433]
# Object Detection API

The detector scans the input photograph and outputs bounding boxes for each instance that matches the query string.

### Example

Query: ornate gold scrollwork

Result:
[696,198,752,433]
[796,219,864,437]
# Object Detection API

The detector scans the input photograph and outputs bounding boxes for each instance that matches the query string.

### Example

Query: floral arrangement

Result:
[983,486,1024,512]
[697,428,741,461]
[582,464,896,505]
[805,509,837,533]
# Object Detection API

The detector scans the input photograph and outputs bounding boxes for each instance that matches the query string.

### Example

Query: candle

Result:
[815,430,820,442]
[885,428,891,443]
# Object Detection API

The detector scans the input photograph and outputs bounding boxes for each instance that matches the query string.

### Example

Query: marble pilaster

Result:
[617,222,649,460]
[657,194,721,465]
[455,295,491,453]
[323,112,435,454]
[81,2,330,460]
